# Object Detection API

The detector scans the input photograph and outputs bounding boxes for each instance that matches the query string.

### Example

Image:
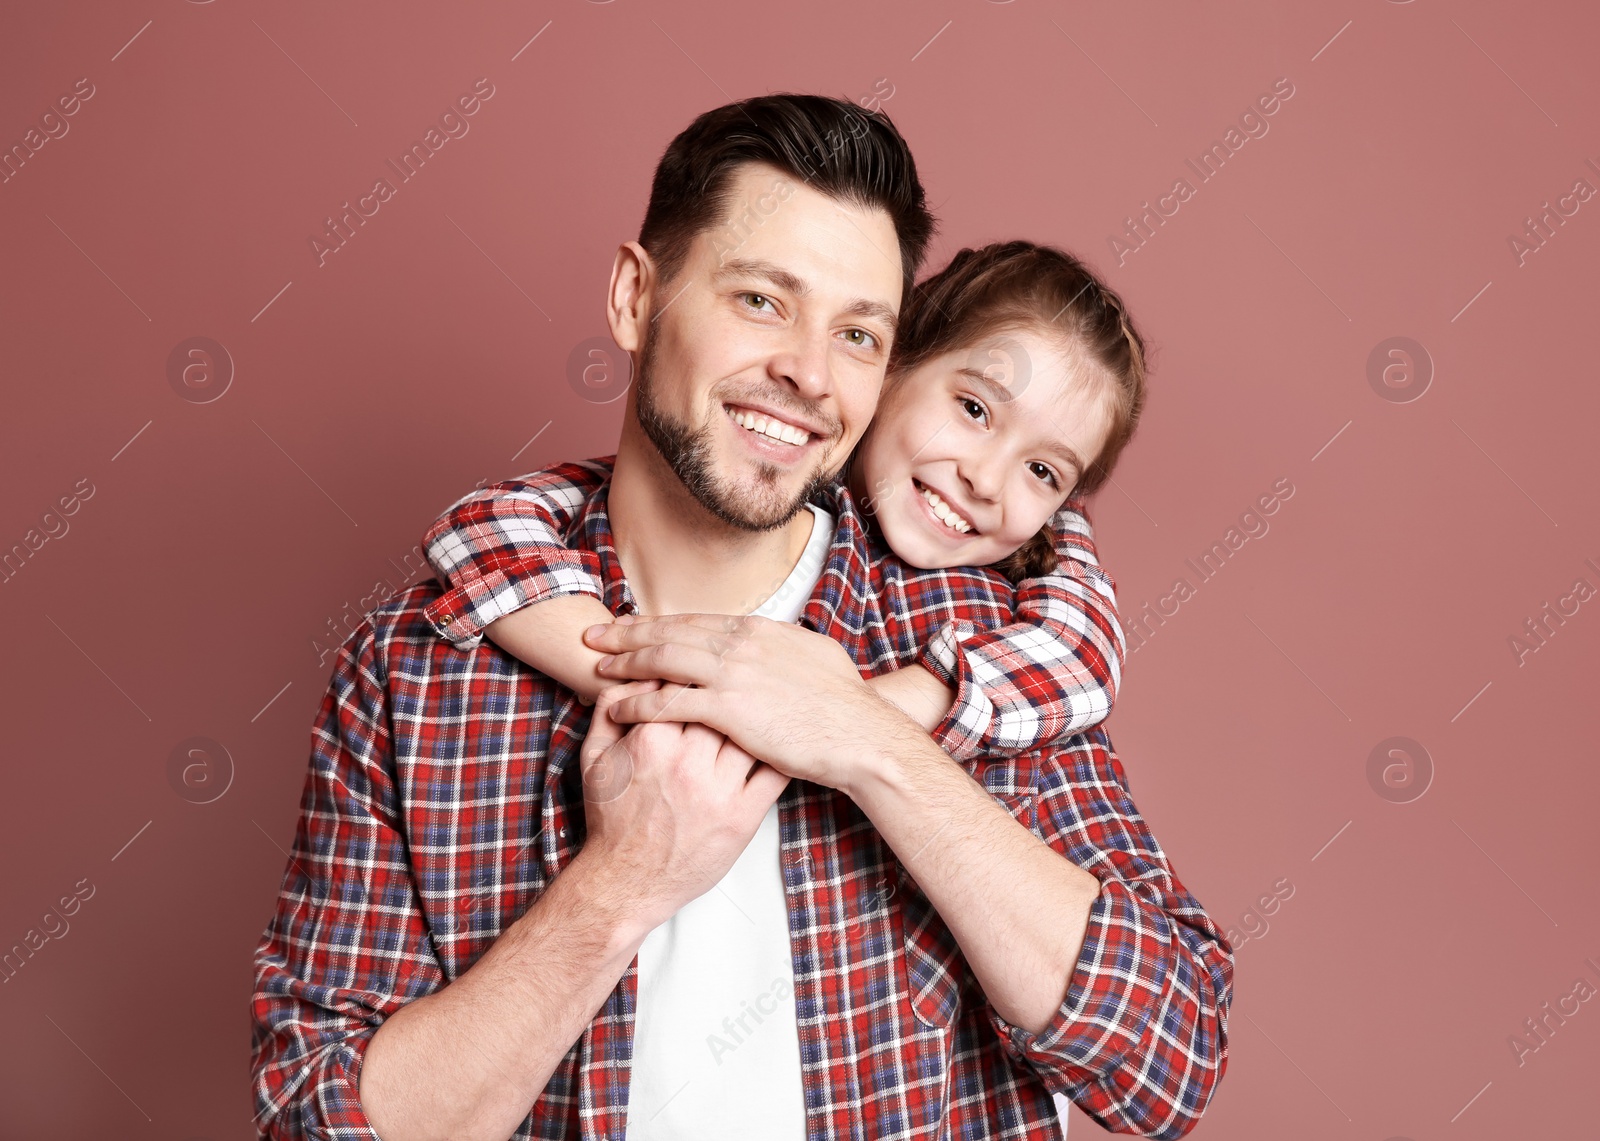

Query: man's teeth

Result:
[920,485,973,534]
[731,409,810,446]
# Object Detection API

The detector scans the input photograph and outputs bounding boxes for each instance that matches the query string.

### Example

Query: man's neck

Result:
[607,420,819,617]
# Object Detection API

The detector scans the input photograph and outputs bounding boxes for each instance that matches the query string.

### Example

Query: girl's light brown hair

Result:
[885,241,1149,582]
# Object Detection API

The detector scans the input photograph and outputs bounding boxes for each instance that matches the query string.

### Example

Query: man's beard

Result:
[633,322,839,533]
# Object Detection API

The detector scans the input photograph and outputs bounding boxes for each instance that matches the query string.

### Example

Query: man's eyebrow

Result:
[957,367,1087,475]
[712,257,806,296]
[841,297,900,337]
[713,257,899,336]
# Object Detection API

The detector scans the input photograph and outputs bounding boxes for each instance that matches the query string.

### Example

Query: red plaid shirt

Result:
[250,466,1232,1140]
[422,457,1127,764]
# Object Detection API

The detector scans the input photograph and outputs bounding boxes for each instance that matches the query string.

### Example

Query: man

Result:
[251,94,1231,1140]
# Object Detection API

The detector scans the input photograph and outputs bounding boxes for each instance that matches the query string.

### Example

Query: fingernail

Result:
[597,655,615,670]
[584,624,607,641]
[614,614,636,625]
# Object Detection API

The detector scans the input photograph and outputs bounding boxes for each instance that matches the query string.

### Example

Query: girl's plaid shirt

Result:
[250,464,1232,1141]
[421,456,1128,766]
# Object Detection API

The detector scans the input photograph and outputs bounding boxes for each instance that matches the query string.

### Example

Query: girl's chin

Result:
[881,511,965,570]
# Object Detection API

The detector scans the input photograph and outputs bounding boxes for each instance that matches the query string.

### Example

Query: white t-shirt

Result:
[625,504,833,1140]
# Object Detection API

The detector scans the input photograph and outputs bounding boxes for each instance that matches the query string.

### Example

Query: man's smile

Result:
[723,402,828,461]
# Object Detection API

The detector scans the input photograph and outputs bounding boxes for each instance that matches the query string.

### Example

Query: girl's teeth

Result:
[731,409,809,446]
[919,485,972,533]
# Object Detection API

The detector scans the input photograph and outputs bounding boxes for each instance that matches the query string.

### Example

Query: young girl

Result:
[420,240,1146,761]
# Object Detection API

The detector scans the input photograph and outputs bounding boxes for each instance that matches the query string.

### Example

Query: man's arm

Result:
[364,693,793,1141]
[250,625,655,1141]
[841,699,1100,1035]
[252,629,793,1141]
[843,714,1233,1139]
[357,849,652,1141]
[581,615,1232,1132]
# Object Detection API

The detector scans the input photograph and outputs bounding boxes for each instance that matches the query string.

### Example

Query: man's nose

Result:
[767,321,833,401]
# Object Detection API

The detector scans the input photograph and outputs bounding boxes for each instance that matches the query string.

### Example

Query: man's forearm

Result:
[843,709,1101,1035]
[359,847,650,1141]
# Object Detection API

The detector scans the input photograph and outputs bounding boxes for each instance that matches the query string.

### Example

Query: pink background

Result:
[3,1,1597,1137]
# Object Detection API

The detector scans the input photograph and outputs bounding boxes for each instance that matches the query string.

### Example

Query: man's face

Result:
[631,161,903,532]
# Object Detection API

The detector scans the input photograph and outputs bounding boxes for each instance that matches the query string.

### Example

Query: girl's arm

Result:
[913,497,1126,762]
[865,663,958,733]
[421,457,618,701]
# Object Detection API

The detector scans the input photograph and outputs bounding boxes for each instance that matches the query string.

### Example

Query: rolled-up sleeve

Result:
[921,499,1126,764]
[250,623,446,1139]
[981,728,1234,1139]
[421,459,614,651]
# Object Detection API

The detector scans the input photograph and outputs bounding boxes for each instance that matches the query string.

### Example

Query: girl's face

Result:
[853,326,1116,570]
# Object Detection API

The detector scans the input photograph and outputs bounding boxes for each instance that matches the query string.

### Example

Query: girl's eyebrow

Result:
[712,257,898,336]
[1038,436,1086,478]
[958,367,1086,475]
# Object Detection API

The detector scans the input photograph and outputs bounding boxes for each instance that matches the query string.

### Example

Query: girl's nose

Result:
[957,449,1006,503]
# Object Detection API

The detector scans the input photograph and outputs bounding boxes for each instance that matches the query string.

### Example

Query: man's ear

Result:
[607,241,655,354]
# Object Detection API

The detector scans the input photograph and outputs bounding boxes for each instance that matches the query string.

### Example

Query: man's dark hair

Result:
[638,93,936,307]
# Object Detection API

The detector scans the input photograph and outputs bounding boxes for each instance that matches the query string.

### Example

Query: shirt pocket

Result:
[895,875,963,1030]
[995,787,1039,837]
[894,785,1038,1030]
[976,749,1042,838]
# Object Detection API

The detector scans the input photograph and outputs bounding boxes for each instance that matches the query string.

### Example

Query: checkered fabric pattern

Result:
[250,468,1232,1140]
[421,457,1126,765]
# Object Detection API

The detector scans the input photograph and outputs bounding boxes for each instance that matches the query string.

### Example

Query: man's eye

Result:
[1028,461,1061,488]
[740,293,775,312]
[841,328,878,350]
[958,396,987,423]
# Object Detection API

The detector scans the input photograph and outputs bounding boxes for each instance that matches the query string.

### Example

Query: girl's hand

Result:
[583,614,904,791]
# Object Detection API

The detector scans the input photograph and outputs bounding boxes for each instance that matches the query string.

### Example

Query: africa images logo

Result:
[309,79,496,268]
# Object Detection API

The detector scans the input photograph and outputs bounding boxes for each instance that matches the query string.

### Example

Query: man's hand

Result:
[577,679,791,931]
[582,615,905,792]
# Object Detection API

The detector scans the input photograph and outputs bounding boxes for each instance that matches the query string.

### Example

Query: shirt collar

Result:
[568,464,1016,789]
[566,464,874,639]
[567,469,640,618]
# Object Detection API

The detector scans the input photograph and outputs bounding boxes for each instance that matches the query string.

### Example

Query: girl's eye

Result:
[1028,460,1061,489]
[841,328,878,350]
[740,292,775,313]
[958,396,988,424]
